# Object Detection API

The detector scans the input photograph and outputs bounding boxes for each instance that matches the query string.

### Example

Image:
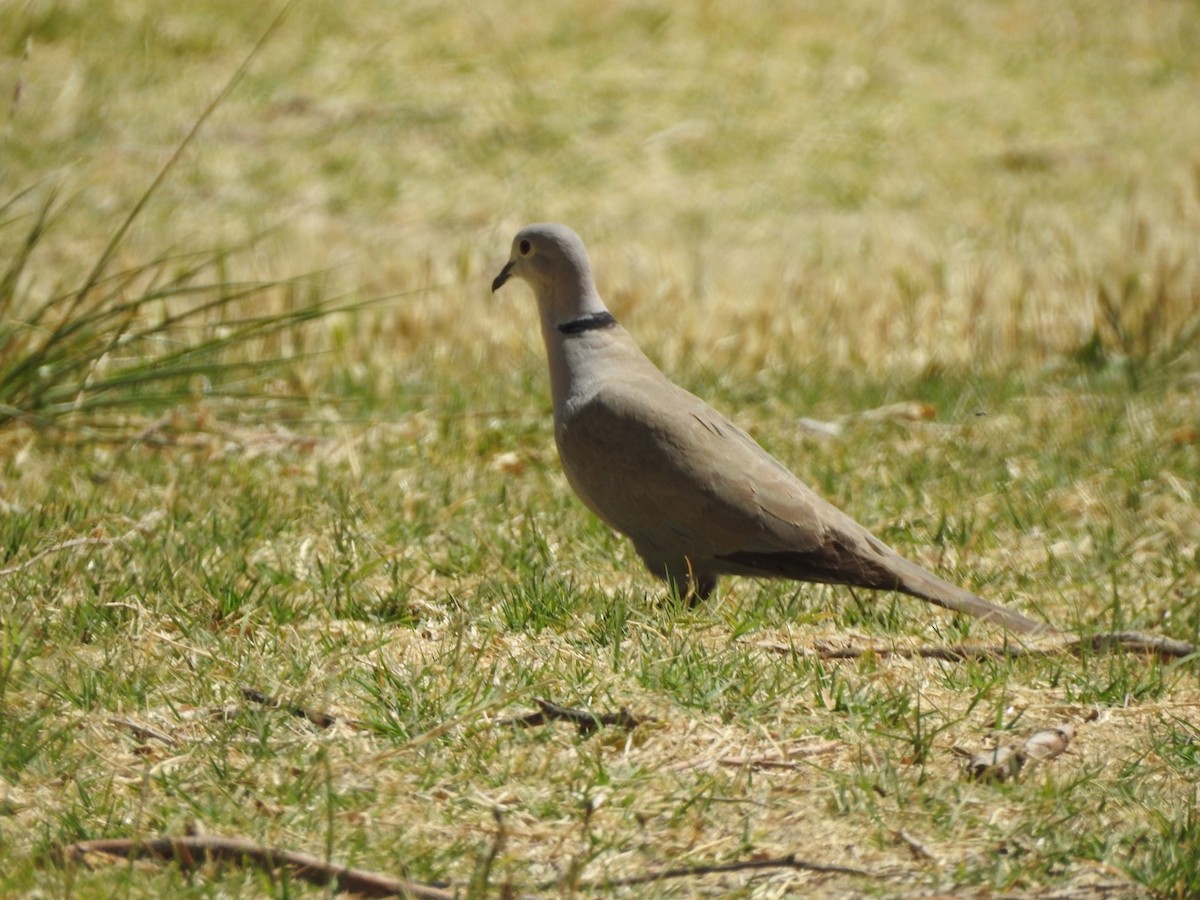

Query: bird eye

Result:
[519,239,531,255]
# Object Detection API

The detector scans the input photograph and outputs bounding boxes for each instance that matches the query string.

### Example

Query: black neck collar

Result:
[557,311,618,335]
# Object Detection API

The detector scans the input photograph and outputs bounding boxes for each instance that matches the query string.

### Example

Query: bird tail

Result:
[887,552,1051,636]
[715,543,1052,635]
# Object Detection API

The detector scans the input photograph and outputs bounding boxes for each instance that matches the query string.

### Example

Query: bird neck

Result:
[539,312,610,420]
[556,311,617,334]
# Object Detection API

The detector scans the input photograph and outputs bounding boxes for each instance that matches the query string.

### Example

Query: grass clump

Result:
[0,2,349,440]
[0,187,331,436]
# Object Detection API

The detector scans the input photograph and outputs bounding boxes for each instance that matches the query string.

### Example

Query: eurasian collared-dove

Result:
[492,223,1050,635]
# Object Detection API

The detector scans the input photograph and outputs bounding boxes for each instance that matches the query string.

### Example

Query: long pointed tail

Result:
[889,553,1052,635]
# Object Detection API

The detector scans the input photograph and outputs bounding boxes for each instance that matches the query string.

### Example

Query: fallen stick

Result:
[755,630,1199,662]
[0,511,165,579]
[550,852,877,891]
[240,686,348,729]
[669,742,843,773]
[58,835,455,899]
[108,716,179,747]
[496,698,655,736]
[1075,631,1198,659]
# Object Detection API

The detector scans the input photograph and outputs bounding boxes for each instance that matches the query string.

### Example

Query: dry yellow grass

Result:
[4,1,1199,380]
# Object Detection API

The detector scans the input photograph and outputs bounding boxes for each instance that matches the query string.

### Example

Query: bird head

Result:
[491,223,607,324]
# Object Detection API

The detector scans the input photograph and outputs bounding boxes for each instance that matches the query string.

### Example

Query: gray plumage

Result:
[492,223,1049,635]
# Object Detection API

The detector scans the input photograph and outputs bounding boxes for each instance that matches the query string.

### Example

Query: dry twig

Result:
[58,835,454,899]
[497,698,655,736]
[1075,631,1199,659]
[108,717,179,748]
[58,837,880,897]
[669,741,842,773]
[549,852,878,891]
[755,630,1199,662]
[0,511,164,579]
[240,686,354,729]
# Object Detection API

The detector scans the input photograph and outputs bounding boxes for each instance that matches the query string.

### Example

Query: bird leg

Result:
[687,574,719,606]
[681,556,718,606]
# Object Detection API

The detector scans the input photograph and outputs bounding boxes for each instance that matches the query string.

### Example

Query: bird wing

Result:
[555,370,854,565]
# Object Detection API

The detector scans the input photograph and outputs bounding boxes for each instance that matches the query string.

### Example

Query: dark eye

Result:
[519,239,531,255]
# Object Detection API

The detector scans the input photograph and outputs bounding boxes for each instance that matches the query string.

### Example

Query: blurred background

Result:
[3,0,1199,407]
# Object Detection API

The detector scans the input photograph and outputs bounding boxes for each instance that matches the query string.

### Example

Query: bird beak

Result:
[491,260,515,293]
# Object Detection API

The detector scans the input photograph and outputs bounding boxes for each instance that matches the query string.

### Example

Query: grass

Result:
[2,0,1200,896]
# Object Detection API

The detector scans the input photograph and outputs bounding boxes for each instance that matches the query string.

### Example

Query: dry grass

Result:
[2,1,1200,897]
[5,1,1199,380]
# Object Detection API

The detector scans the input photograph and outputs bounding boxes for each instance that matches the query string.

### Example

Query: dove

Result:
[491,223,1049,634]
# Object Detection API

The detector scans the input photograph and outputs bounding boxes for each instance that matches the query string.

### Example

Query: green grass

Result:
[2,1,1200,897]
